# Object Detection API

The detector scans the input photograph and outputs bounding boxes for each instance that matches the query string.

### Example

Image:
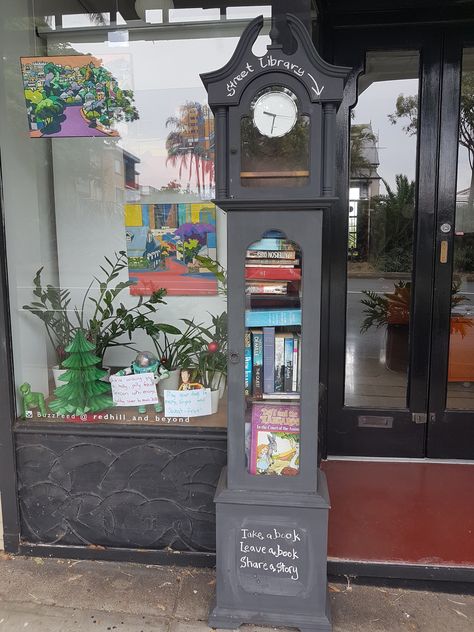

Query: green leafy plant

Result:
[360,280,469,333]
[150,320,199,371]
[23,251,170,367]
[23,269,74,364]
[183,311,228,390]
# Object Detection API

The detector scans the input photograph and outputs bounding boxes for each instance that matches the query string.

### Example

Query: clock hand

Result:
[263,111,276,117]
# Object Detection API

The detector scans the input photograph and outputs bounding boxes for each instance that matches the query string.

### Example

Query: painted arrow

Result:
[307,73,325,97]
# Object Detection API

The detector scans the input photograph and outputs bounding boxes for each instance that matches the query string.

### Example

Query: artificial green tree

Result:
[49,330,114,415]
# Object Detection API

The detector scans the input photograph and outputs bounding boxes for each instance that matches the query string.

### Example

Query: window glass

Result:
[344,51,419,409]
[447,48,474,409]
[1,2,273,427]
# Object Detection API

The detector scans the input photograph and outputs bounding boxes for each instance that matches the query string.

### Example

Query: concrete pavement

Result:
[0,554,472,631]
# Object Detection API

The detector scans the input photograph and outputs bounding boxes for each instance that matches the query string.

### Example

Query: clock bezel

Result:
[252,87,299,138]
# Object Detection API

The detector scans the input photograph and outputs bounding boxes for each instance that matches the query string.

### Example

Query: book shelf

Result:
[244,231,301,477]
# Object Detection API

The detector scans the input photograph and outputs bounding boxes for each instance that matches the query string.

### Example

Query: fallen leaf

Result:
[159,582,172,588]
[33,558,44,565]
[328,584,341,593]
[0,552,13,561]
[156,604,166,611]
[67,575,83,582]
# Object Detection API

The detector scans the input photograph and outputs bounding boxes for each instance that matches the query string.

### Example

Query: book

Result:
[248,238,295,251]
[252,330,264,399]
[246,281,288,294]
[284,336,294,392]
[245,308,301,327]
[249,402,300,476]
[292,336,299,392]
[246,250,296,260]
[244,331,252,396]
[262,392,300,400]
[245,259,299,267]
[245,267,302,281]
[274,334,286,392]
[263,327,275,394]
[250,294,301,309]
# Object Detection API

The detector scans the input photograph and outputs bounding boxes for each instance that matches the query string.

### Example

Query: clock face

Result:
[252,90,298,138]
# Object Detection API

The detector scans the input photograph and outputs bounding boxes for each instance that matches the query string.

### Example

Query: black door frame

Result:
[323,24,455,457]
[427,26,474,459]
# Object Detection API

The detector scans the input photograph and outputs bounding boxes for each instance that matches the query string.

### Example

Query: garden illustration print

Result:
[125,203,217,296]
[21,55,138,138]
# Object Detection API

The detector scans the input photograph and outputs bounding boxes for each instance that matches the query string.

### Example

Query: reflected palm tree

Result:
[165,101,214,196]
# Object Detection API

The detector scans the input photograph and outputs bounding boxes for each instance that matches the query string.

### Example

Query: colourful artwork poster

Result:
[20,55,138,138]
[125,202,218,296]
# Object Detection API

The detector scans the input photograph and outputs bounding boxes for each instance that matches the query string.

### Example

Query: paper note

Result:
[164,388,212,417]
[110,373,158,407]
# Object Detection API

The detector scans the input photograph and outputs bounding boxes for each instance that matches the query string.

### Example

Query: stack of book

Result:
[245,236,301,310]
[244,235,302,402]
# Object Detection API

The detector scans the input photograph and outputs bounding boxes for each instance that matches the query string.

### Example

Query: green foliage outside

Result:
[370,175,415,272]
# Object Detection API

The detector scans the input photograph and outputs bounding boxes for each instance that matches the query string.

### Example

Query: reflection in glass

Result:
[344,51,419,408]
[245,231,301,476]
[447,49,474,409]
[241,86,310,188]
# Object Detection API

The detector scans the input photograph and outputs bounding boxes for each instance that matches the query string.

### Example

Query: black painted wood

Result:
[15,431,226,552]
[428,26,474,459]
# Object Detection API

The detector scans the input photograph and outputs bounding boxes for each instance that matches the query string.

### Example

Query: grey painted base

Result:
[209,591,332,631]
[210,468,332,631]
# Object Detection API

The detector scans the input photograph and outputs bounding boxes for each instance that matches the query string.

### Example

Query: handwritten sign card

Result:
[164,388,212,417]
[110,373,158,407]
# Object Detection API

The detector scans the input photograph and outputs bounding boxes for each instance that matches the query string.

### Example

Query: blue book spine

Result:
[284,336,294,392]
[245,309,302,328]
[248,238,289,251]
[244,331,252,396]
[263,327,275,393]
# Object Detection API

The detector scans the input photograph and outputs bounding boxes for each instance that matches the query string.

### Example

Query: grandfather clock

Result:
[201,14,349,632]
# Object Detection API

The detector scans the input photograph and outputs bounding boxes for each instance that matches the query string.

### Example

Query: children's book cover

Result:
[249,403,300,476]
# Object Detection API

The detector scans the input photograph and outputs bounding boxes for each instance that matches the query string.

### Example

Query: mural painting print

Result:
[20,54,138,138]
[125,202,218,296]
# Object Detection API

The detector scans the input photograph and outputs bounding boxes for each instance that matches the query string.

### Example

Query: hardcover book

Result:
[249,402,300,476]
[246,250,296,260]
[263,327,275,394]
[245,308,302,327]
[252,330,264,399]
[245,267,302,281]
[244,331,252,396]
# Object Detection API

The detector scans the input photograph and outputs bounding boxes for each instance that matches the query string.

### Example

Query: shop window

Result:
[0,2,272,428]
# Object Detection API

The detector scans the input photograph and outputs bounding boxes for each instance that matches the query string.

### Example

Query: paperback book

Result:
[249,402,300,476]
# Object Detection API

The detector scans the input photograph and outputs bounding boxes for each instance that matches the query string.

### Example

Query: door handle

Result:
[440,240,448,264]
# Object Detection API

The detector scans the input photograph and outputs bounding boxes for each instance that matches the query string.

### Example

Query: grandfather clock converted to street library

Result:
[201,14,349,632]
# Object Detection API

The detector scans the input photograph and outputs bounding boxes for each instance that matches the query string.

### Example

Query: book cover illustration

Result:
[249,403,300,476]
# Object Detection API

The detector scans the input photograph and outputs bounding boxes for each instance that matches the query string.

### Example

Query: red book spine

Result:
[245,267,302,280]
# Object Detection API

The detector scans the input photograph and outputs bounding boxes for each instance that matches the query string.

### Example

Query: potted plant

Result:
[150,320,201,395]
[22,268,74,385]
[184,311,228,412]
[23,251,170,384]
[360,280,469,371]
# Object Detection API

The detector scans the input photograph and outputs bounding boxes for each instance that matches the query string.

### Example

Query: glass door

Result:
[326,29,447,457]
[327,27,474,460]
[428,37,474,459]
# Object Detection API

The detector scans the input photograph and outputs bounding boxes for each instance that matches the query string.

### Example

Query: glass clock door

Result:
[244,230,302,476]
